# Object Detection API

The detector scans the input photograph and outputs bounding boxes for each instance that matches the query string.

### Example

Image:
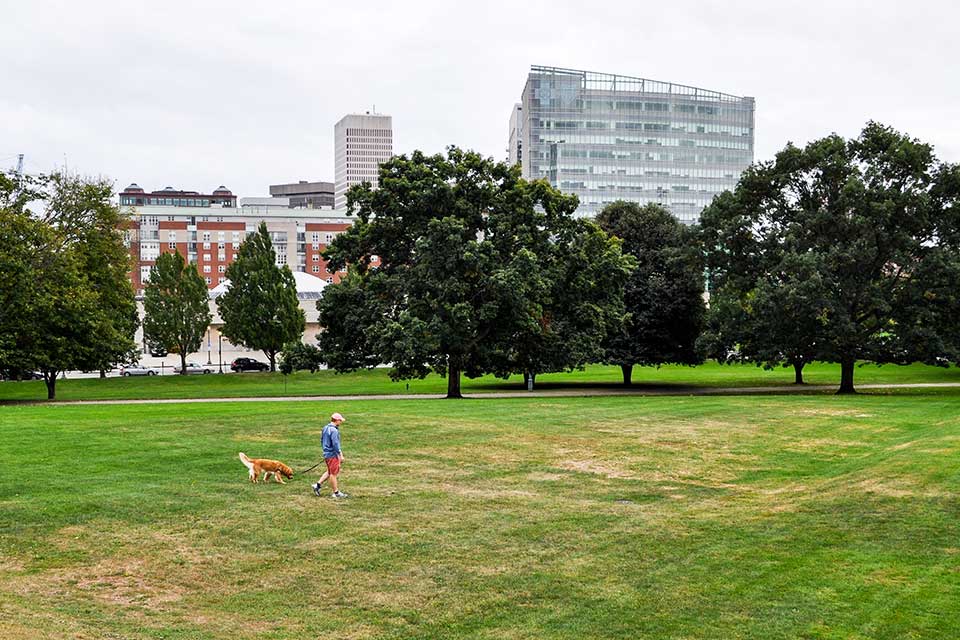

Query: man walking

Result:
[312,412,347,498]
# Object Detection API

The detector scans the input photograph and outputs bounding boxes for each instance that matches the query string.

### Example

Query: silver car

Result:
[173,362,214,375]
[120,363,160,376]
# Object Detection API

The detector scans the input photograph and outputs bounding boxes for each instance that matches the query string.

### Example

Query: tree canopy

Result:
[700,122,960,393]
[596,201,705,385]
[319,147,632,397]
[143,250,212,375]
[217,222,305,371]
[0,172,138,398]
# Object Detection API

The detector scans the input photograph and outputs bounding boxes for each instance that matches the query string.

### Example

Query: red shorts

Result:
[325,457,341,475]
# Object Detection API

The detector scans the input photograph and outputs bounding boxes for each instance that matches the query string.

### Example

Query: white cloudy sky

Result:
[2,0,958,197]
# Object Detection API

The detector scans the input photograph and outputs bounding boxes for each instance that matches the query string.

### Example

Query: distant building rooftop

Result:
[120,184,236,208]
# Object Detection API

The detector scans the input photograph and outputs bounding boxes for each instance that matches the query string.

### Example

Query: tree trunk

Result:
[180,352,188,375]
[793,361,804,385]
[523,371,537,390]
[837,356,856,394]
[44,371,57,400]
[446,361,462,399]
[99,369,106,379]
[621,364,633,386]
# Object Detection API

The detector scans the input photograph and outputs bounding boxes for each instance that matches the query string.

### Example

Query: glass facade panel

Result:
[518,66,755,224]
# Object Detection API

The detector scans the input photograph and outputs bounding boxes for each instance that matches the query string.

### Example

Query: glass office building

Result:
[516,66,755,223]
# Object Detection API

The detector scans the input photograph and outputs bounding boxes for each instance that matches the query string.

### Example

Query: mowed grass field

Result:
[2,361,960,402]
[3,394,960,638]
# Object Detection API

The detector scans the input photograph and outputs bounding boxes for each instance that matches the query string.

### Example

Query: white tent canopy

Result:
[210,270,329,300]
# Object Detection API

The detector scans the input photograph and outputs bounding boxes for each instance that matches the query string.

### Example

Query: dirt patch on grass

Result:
[781,437,873,452]
[526,472,567,482]
[855,478,950,499]
[556,457,636,479]
[791,408,876,418]
[10,557,184,612]
[443,485,538,500]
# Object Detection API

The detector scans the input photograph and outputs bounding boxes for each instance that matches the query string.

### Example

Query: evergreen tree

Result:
[217,222,305,371]
[143,251,212,375]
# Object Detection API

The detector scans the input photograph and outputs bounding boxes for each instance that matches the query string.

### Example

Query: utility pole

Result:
[15,154,23,177]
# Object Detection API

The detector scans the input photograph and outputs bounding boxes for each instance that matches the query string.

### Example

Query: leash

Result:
[298,461,322,475]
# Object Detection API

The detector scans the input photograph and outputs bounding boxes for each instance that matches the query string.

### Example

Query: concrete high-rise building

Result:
[515,65,755,223]
[269,180,335,209]
[334,112,393,210]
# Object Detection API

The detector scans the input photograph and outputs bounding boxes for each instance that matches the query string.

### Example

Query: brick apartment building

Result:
[119,183,354,296]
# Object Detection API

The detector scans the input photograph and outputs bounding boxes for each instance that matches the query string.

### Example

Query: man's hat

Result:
[331,412,345,422]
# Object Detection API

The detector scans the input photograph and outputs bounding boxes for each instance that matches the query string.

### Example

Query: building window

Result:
[326,277,333,283]
[140,266,151,283]
[203,242,210,250]
[205,277,212,285]
[311,232,320,243]
[312,254,320,261]
[371,255,379,263]
[202,232,211,241]
[218,265,225,273]
[218,231,225,241]
[312,265,320,273]
[203,254,211,261]
[218,252,225,261]
[232,231,240,242]
[339,266,347,273]
[203,265,211,273]
[312,243,319,250]
[218,242,225,249]
[325,233,334,242]
[218,276,226,284]
[233,253,238,260]
[276,253,287,265]
[168,242,176,250]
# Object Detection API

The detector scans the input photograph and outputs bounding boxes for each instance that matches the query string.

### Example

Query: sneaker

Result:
[312,482,323,496]
[331,491,349,499]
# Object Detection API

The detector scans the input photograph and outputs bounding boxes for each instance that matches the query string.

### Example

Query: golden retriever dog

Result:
[239,452,294,484]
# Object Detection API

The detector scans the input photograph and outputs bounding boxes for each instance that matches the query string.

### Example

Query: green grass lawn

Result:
[3,395,959,638]
[3,361,960,402]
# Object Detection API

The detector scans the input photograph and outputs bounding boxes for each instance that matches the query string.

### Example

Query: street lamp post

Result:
[218,333,223,374]
[206,329,212,365]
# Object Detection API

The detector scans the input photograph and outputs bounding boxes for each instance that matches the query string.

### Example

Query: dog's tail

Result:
[238,452,254,471]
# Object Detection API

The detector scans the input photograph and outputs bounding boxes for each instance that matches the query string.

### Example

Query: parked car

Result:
[0,369,43,381]
[150,347,168,357]
[120,363,160,376]
[231,357,269,373]
[172,362,214,375]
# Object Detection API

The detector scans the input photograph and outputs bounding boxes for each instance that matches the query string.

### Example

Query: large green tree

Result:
[485,220,634,388]
[320,147,626,398]
[596,201,706,385]
[44,173,139,377]
[698,247,829,385]
[700,122,960,393]
[0,172,137,399]
[143,251,212,375]
[217,222,305,371]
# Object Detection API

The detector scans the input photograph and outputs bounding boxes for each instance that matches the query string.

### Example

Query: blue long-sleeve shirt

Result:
[321,423,341,459]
